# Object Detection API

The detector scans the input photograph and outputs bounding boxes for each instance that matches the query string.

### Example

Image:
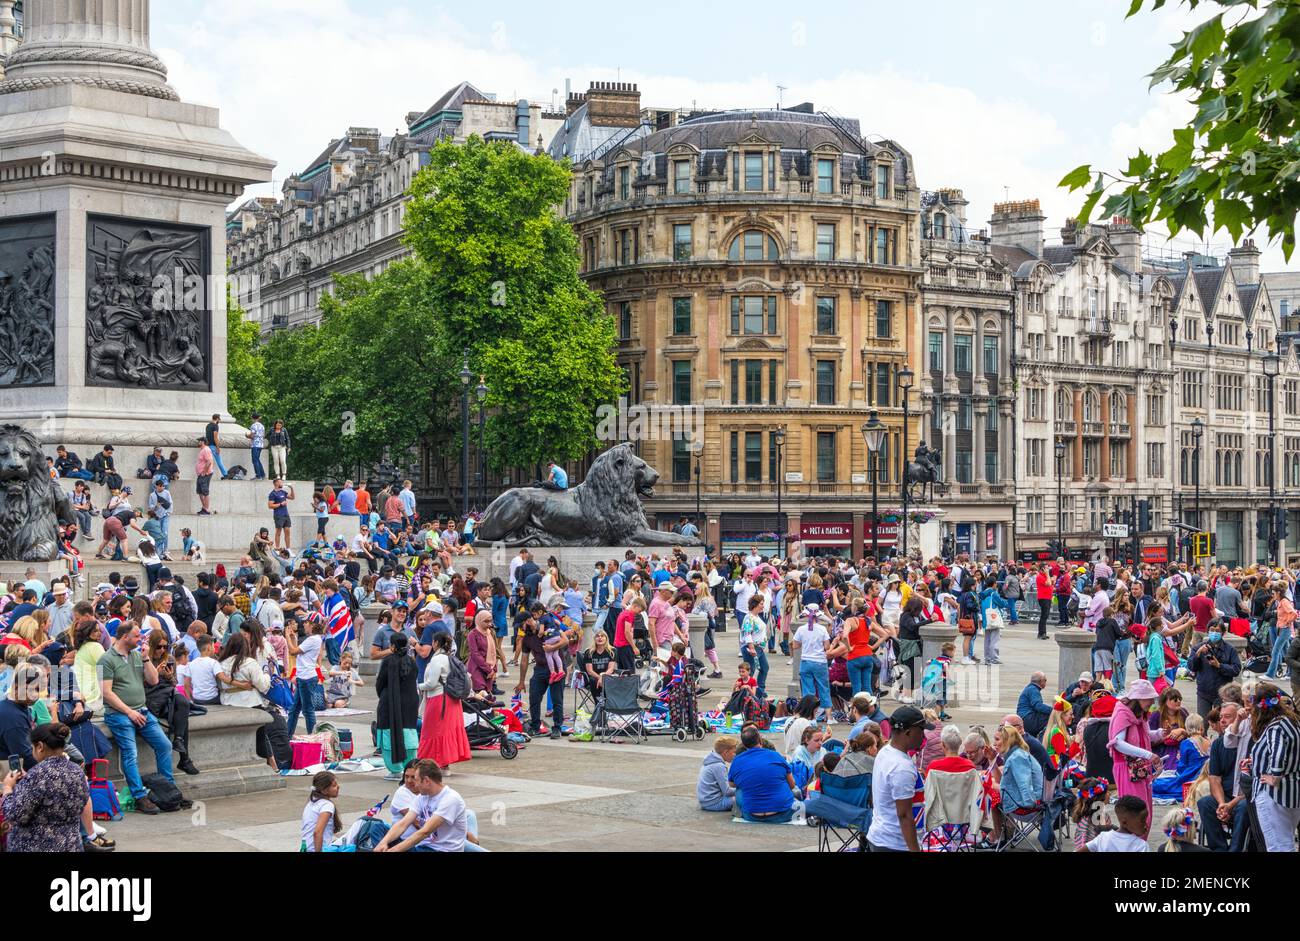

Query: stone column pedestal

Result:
[0,559,68,594]
[687,611,707,661]
[1054,628,1096,692]
[920,622,959,706]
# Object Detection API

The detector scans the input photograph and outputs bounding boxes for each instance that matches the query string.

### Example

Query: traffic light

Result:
[1122,509,1134,528]
[1257,514,1271,540]
[1138,499,1151,532]
[1276,508,1289,542]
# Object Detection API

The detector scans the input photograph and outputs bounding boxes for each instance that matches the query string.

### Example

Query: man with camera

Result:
[1187,619,1241,721]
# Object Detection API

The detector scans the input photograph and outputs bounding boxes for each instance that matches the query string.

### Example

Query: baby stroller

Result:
[462,696,519,759]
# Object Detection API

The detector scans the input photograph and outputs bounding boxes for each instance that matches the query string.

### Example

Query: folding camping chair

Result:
[804,771,871,852]
[920,768,982,852]
[997,800,1054,852]
[597,674,646,744]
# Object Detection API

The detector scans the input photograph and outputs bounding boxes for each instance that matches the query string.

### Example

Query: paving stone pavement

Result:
[108,619,1187,851]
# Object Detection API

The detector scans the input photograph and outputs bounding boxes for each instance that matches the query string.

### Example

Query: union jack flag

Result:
[324,594,354,650]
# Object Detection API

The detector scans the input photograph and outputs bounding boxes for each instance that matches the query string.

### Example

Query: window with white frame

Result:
[1026,495,1044,532]
[1147,441,1165,478]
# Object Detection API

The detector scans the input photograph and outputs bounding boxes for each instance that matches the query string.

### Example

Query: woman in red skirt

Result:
[417,632,471,772]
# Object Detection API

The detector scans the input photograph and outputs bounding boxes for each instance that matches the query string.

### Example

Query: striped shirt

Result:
[1250,716,1300,809]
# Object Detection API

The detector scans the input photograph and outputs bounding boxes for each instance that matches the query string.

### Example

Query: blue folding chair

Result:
[804,772,872,853]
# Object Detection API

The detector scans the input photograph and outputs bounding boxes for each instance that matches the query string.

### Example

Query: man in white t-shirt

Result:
[389,765,422,841]
[375,760,468,852]
[865,706,931,852]
[791,607,832,720]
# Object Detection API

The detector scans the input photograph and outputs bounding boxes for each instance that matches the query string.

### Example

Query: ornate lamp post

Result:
[1191,416,1203,535]
[862,411,885,561]
[898,365,914,559]
[1055,438,1067,556]
[1265,350,1280,560]
[459,350,471,518]
[475,375,488,510]
[774,426,787,558]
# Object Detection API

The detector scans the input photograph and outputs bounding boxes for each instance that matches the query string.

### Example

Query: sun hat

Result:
[1122,679,1159,701]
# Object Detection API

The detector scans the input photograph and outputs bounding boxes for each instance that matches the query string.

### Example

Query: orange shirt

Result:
[355,489,371,515]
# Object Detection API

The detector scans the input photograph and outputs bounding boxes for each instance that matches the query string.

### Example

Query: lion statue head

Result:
[0,424,74,562]
[575,444,658,543]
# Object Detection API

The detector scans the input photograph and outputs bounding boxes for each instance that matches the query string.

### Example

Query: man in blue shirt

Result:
[337,481,358,515]
[538,461,568,491]
[599,563,624,636]
[728,726,801,822]
[268,479,295,551]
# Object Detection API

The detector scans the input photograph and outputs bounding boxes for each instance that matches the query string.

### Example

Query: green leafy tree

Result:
[225,294,269,423]
[1062,0,1300,258]
[253,136,623,484]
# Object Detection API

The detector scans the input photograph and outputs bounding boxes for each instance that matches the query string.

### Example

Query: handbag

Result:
[958,617,977,637]
[985,607,1006,631]
[1126,755,1159,784]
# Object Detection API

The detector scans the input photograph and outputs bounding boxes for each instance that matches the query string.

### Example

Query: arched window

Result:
[728,230,780,262]
[1055,388,1072,421]
[1082,389,1099,423]
[1109,390,1128,423]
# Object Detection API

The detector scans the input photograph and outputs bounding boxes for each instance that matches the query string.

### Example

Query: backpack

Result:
[88,759,123,821]
[266,668,295,709]
[351,816,391,852]
[141,773,191,812]
[226,465,248,480]
[443,655,471,701]
[170,584,195,627]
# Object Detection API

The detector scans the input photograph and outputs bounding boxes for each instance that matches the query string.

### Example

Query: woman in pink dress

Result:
[1107,678,1165,836]
[416,632,472,772]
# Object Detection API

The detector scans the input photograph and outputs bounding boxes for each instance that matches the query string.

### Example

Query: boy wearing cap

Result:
[866,705,931,852]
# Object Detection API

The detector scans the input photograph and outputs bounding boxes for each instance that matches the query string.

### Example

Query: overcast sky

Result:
[156,0,1296,272]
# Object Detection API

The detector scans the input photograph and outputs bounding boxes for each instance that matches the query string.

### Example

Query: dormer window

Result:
[619,166,630,200]
[933,213,946,239]
[876,161,892,199]
[744,152,763,191]
[728,230,780,261]
[816,158,835,194]
[673,159,691,194]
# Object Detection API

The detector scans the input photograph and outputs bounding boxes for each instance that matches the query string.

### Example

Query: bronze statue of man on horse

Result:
[904,442,942,503]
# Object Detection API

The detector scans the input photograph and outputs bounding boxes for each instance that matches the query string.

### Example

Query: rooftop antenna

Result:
[777,84,788,109]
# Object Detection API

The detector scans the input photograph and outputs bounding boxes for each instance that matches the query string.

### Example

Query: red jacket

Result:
[1035,571,1053,601]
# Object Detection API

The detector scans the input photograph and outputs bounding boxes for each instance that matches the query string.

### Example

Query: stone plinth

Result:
[463,545,705,586]
[1225,633,1247,658]
[0,0,274,454]
[97,704,286,801]
[0,559,68,594]
[1054,628,1095,692]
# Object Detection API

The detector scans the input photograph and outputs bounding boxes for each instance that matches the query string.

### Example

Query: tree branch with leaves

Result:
[1062,0,1300,258]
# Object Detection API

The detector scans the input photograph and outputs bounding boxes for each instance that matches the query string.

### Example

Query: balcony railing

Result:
[1108,422,1131,437]
[1083,421,1104,437]
[1055,419,1076,436]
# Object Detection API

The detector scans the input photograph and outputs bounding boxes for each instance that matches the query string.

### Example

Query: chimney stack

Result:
[1227,238,1261,286]
[1107,218,1142,274]
[989,198,1045,258]
[584,80,641,128]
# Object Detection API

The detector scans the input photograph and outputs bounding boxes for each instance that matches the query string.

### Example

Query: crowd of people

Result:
[14,428,1300,853]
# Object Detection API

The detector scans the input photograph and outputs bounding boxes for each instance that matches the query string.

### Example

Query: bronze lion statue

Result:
[475,444,702,547]
[0,424,76,562]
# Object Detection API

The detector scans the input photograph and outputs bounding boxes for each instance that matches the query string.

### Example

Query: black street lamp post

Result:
[1055,438,1067,556]
[476,375,488,511]
[898,365,914,559]
[1191,416,1203,537]
[862,411,885,562]
[774,426,786,559]
[694,443,702,527]
[1265,350,1280,561]
[459,350,471,518]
